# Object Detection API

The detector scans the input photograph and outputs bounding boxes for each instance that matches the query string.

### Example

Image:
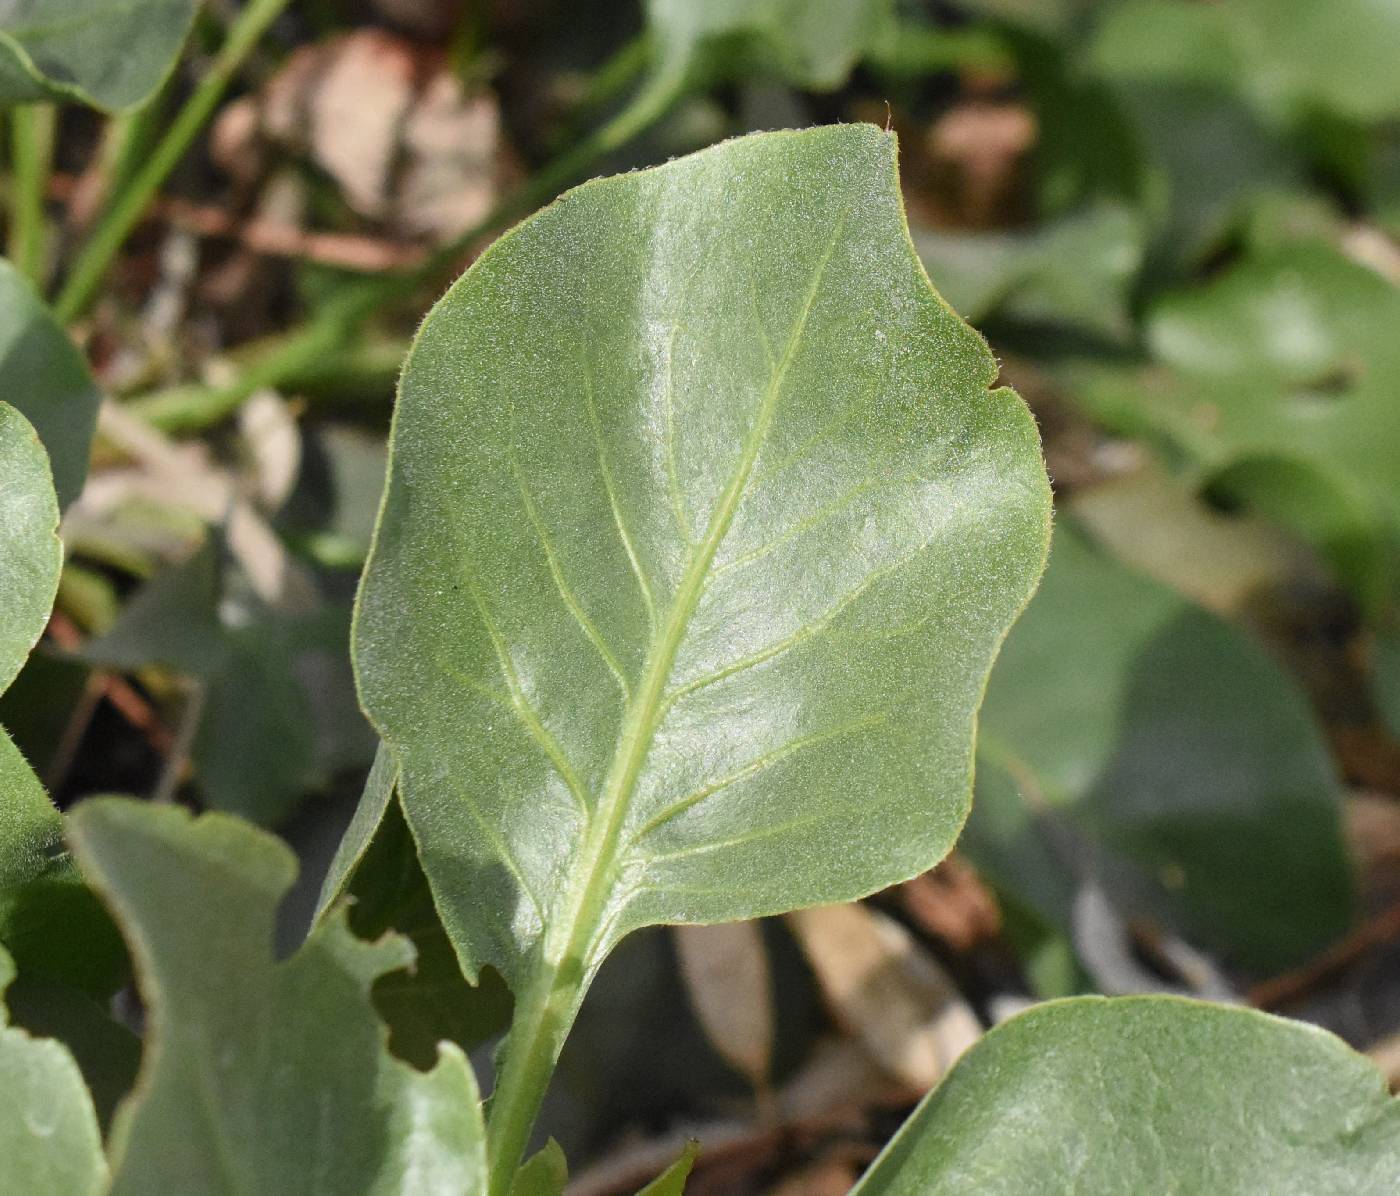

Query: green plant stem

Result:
[126,69,683,434]
[9,105,57,285]
[54,0,293,323]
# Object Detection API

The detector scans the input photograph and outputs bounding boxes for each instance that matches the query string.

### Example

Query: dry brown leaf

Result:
[211,29,504,243]
[397,74,499,238]
[787,903,981,1091]
[768,1155,860,1196]
[308,30,419,218]
[673,921,773,1089]
[896,854,1001,951]
[1346,791,1400,881]
[924,101,1036,229]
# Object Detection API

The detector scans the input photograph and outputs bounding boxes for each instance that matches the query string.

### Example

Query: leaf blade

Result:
[852,996,1400,1194]
[353,124,1051,990]
[67,798,487,1195]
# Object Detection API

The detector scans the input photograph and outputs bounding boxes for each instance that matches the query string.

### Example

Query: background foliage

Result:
[4,1,1400,1192]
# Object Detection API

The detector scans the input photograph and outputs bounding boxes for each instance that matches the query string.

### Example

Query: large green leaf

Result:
[67,798,487,1194]
[0,260,101,510]
[1069,241,1400,613]
[353,124,1050,992]
[852,996,1400,1194]
[0,945,106,1196]
[0,0,202,112]
[966,522,1352,972]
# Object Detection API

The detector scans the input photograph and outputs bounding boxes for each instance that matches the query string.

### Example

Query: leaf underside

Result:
[353,124,1051,988]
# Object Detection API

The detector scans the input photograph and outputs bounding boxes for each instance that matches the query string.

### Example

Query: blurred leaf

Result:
[1376,627,1400,742]
[968,522,1353,972]
[354,125,1050,989]
[1092,0,1400,124]
[1114,82,1299,278]
[915,203,1141,339]
[0,262,100,510]
[637,1139,700,1196]
[0,946,105,1196]
[673,920,772,1088]
[646,0,892,92]
[4,974,140,1131]
[512,1139,568,1196]
[851,997,1400,1194]
[68,798,487,1194]
[1068,463,1312,615]
[949,0,1097,40]
[280,424,389,569]
[1070,241,1400,613]
[83,538,373,822]
[0,0,201,111]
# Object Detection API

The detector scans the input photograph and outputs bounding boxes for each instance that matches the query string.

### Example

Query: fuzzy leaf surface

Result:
[0,401,60,695]
[67,798,487,1195]
[852,996,1400,1194]
[353,124,1051,987]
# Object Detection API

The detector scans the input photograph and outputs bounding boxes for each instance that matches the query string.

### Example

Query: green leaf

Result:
[853,996,1400,1194]
[0,260,101,510]
[0,401,61,695]
[353,124,1051,992]
[0,945,106,1196]
[1069,241,1400,613]
[1377,626,1400,741]
[637,1139,700,1195]
[340,792,513,1068]
[83,538,373,822]
[646,0,892,91]
[1091,0,1400,124]
[0,0,202,112]
[316,742,399,921]
[915,203,1141,339]
[3,972,140,1131]
[511,1139,568,1196]
[968,522,1352,971]
[0,404,121,995]
[67,798,487,1194]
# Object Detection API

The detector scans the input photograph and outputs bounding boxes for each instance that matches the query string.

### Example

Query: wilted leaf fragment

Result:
[0,0,201,111]
[354,124,1051,987]
[67,799,486,1195]
[0,946,106,1196]
[852,997,1400,1194]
